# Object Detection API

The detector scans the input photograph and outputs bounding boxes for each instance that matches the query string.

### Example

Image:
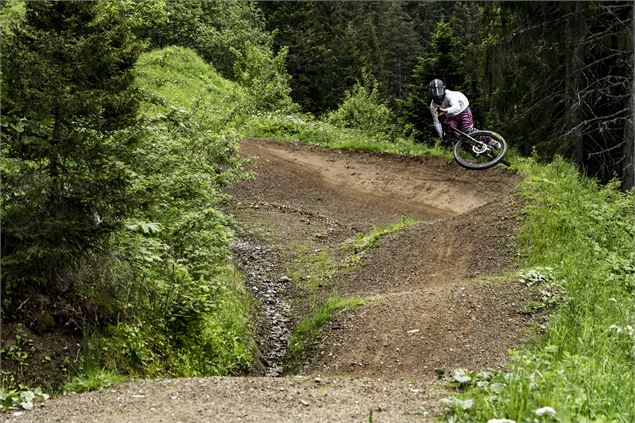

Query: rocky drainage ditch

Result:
[231,239,291,377]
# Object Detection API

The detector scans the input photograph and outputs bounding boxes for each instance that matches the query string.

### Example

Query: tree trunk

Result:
[620,4,634,191]
[621,86,634,191]
[566,2,586,171]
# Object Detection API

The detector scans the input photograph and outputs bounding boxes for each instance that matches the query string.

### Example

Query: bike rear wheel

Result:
[453,130,508,170]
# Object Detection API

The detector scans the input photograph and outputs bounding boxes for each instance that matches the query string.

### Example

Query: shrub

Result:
[323,72,396,139]
[232,41,299,114]
[1,1,144,322]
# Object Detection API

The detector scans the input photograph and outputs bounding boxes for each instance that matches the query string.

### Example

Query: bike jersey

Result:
[430,89,470,138]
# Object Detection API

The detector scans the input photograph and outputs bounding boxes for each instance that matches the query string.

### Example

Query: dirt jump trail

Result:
[6,138,533,423]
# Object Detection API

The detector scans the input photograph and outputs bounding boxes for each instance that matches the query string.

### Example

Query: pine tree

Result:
[468,2,633,187]
[1,2,143,307]
[259,1,343,114]
[399,21,465,143]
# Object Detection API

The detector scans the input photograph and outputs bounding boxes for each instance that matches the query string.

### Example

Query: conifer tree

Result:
[399,21,465,143]
[1,2,143,308]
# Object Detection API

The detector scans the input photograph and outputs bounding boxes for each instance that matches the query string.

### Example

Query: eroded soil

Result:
[5,138,535,423]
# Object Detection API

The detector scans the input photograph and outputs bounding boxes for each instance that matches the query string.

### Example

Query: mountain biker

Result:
[428,79,474,146]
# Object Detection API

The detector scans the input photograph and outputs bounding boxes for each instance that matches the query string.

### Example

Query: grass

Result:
[343,217,420,267]
[136,45,246,125]
[240,112,451,157]
[285,295,365,372]
[444,156,635,422]
[286,243,339,293]
[286,217,419,296]
[239,110,523,171]
[282,217,419,372]
[62,369,127,394]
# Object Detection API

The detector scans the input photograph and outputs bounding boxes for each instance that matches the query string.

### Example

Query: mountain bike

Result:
[441,121,510,170]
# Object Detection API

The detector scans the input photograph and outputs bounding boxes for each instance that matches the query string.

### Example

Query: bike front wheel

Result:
[453,130,508,170]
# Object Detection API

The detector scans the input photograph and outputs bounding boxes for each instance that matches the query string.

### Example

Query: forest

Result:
[138,0,635,187]
[0,1,633,422]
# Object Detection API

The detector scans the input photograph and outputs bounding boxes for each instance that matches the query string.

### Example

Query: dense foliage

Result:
[462,2,634,189]
[103,46,254,377]
[323,72,396,139]
[258,1,425,114]
[1,1,144,324]
[147,0,268,80]
[1,2,255,383]
[232,41,298,114]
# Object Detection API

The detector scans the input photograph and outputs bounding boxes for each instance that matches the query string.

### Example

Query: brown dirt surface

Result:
[5,138,536,423]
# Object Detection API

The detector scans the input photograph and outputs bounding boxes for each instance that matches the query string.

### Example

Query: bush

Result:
[83,47,256,377]
[323,73,396,139]
[0,1,144,322]
[232,41,299,114]
[51,46,257,381]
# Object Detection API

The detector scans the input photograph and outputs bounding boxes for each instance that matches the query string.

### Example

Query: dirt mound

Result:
[302,197,532,381]
[6,138,534,423]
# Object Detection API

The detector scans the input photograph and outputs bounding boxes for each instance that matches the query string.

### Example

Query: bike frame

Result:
[441,122,486,147]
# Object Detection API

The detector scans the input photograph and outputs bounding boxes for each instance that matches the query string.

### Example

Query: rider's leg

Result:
[455,107,475,133]
[443,116,459,146]
[456,107,497,146]
[445,116,459,130]
[452,108,478,156]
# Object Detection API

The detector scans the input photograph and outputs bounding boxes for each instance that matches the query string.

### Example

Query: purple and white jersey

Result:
[430,89,470,138]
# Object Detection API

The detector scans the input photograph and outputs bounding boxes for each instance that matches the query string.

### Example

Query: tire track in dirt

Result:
[303,197,531,381]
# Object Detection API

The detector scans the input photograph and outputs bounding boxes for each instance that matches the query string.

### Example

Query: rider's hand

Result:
[437,107,447,116]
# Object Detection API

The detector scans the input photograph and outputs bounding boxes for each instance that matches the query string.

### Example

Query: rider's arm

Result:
[444,91,469,116]
[430,102,443,138]
[445,102,462,116]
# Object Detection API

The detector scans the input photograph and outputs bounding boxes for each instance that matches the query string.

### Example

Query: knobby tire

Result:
[453,130,508,170]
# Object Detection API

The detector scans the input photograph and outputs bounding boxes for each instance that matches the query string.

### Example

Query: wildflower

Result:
[610,324,623,335]
[535,406,557,416]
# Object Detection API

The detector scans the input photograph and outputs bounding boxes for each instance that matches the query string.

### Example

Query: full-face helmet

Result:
[429,79,445,104]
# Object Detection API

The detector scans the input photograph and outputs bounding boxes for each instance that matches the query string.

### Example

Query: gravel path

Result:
[4,376,446,423]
